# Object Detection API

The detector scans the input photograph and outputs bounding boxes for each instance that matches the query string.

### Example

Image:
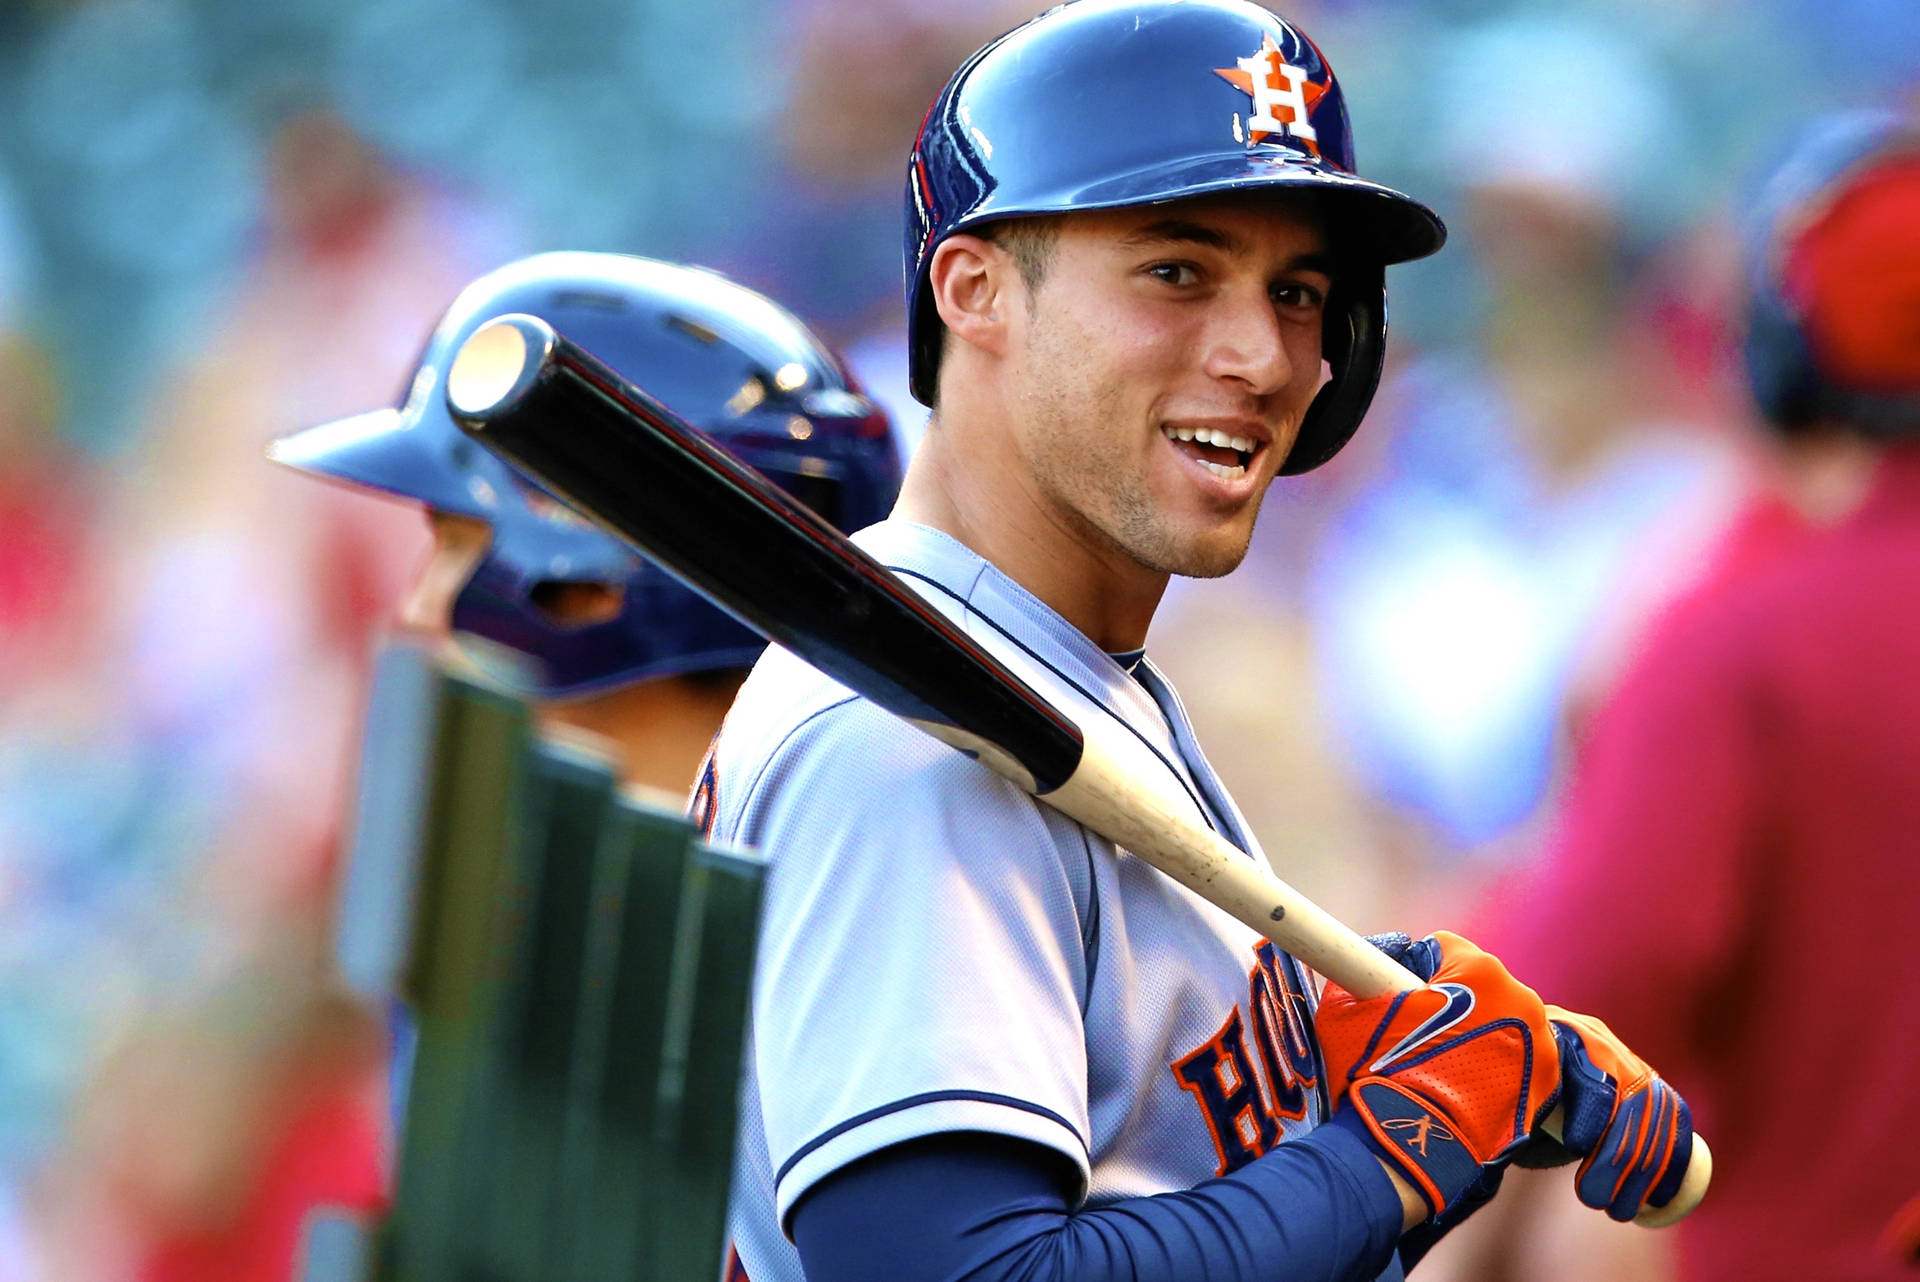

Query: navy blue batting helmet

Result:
[272,252,902,697]
[904,0,1445,472]
[1743,110,1920,437]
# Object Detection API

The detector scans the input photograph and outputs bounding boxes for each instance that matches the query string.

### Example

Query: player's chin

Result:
[1137,509,1261,579]
[1165,490,1273,577]
[1172,528,1257,578]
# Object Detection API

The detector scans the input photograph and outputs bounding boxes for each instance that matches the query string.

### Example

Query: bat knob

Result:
[447,314,557,422]
[1634,1133,1713,1228]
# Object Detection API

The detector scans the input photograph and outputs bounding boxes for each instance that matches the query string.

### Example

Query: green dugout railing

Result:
[301,640,763,1282]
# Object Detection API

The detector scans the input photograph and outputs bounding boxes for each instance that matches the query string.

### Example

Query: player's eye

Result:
[1145,261,1201,287]
[1272,281,1328,311]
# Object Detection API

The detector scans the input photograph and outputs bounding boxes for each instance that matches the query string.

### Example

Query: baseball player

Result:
[704,4,1694,1281]
[271,251,902,792]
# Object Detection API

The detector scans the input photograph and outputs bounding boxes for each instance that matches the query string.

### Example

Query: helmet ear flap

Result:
[1744,286,1824,432]
[1279,267,1386,475]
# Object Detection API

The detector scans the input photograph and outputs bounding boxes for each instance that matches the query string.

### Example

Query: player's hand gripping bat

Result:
[443,314,1710,1227]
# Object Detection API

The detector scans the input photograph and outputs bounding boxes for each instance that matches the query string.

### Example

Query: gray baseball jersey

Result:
[705,520,1346,1282]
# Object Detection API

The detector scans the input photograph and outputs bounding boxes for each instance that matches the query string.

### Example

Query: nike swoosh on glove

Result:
[1316,931,1559,1220]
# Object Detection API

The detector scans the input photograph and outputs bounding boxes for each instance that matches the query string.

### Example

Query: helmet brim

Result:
[967,150,1447,266]
[268,407,491,517]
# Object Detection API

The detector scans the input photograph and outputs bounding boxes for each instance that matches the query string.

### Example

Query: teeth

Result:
[1199,458,1246,479]
[1162,425,1257,454]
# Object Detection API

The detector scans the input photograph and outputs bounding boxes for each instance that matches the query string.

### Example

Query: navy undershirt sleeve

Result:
[789,1126,1405,1282]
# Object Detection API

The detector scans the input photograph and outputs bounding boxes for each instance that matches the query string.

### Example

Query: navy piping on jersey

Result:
[888,566,1225,844]
[732,692,863,829]
[1131,662,1247,850]
[1077,825,1100,1014]
[776,1090,1090,1187]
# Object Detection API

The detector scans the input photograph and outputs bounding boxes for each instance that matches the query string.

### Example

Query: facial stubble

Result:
[1014,299,1272,582]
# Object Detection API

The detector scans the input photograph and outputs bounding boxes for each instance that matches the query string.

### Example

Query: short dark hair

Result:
[988,217,1057,293]
[928,217,1058,408]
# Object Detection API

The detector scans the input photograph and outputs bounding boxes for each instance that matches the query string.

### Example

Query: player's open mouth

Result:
[1161,423,1259,480]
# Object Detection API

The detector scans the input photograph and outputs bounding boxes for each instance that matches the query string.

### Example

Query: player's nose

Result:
[1200,284,1293,397]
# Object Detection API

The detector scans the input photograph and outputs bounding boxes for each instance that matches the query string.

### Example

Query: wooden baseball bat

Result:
[442,313,1709,1227]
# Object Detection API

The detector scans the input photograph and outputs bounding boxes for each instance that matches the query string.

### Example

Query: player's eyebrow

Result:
[1120,218,1244,252]
[1281,249,1337,278]
[1119,218,1335,275]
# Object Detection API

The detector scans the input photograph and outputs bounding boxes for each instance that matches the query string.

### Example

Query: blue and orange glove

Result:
[1540,1008,1694,1222]
[1315,931,1560,1220]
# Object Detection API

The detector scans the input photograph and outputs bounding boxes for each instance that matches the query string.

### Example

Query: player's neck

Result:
[535,671,745,803]
[897,416,1167,652]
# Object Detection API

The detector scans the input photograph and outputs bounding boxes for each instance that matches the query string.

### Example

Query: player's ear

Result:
[928,234,1014,362]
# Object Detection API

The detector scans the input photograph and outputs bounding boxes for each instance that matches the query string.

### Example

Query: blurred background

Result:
[0,0,1915,1278]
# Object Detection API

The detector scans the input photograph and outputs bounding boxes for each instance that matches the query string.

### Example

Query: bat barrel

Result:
[447,314,554,421]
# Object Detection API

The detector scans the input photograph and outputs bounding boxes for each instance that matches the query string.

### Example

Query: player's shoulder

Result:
[711,518,1079,776]
[704,518,1134,845]
[715,642,889,786]
[710,644,1082,875]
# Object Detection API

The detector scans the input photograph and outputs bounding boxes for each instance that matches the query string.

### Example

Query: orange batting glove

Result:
[1543,1008,1695,1222]
[1316,931,1561,1220]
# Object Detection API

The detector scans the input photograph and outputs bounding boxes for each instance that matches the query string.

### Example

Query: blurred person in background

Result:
[20,109,502,1282]
[0,334,98,699]
[270,250,902,797]
[746,0,1045,451]
[1299,13,1740,907]
[1432,109,1920,1282]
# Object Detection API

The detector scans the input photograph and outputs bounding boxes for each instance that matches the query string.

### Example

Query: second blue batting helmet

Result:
[904,0,1445,472]
[272,252,902,697]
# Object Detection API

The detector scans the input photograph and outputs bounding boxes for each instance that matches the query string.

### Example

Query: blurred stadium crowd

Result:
[0,0,1915,1278]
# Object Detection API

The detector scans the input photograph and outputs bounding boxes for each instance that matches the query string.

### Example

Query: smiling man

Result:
[902,198,1337,644]
[704,4,1693,1281]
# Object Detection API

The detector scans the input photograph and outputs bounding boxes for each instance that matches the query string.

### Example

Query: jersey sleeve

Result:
[790,1128,1404,1282]
[722,694,1099,1230]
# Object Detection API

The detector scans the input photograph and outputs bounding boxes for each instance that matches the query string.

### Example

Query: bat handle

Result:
[1628,1131,1713,1228]
[1531,1112,1712,1228]
[1035,726,1714,1227]
[1335,959,1710,1226]
[1342,961,1711,1226]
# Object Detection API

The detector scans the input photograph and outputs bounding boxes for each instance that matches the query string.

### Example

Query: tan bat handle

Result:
[924,715,1710,1227]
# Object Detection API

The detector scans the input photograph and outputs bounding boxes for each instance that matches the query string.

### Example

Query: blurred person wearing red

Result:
[0,335,96,692]
[1462,112,1920,1281]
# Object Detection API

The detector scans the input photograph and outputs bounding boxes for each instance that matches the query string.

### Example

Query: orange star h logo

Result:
[1214,34,1326,155]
